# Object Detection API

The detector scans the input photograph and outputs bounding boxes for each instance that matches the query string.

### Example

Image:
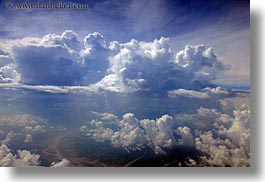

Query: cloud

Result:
[24,134,33,143]
[81,94,250,166]
[40,30,81,51]
[0,48,16,85]
[24,125,46,134]
[0,49,14,69]
[202,87,229,95]
[83,32,106,49]
[1,130,17,145]
[91,111,118,121]
[184,158,198,167]
[51,158,70,167]
[176,127,194,147]
[0,130,4,136]
[87,120,115,144]
[109,113,147,152]
[168,89,210,99]
[1,30,227,93]
[0,144,40,167]
[105,39,226,92]
[80,32,109,84]
[0,114,48,146]
[87,74,124,93]
[0,65,20,83]
[168,87,229,99]
[0,48,20,84]
[195,130,249,167]
[0,113,71,167]
[0,113,70,167]
[84,113,181,154]
[193,102,250,167]
[0,115,38,126]
[0,83,93,94]
[0,114,47,146]
[9,31,110,86]
[12,31,81,86]
[80,125,88,132]
[88,42,226,93]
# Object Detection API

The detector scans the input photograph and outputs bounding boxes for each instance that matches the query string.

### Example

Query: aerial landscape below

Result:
[0,0,250,167]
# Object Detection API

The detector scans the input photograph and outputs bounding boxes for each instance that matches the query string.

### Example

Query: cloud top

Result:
[81,96,250,166]
[0,30,227,93]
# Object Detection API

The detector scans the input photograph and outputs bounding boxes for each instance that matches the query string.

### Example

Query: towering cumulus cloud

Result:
[80,96,250,166]
[0,49,20,83]
[80,32,109,84]
[106,39,225,92]
[0,30,226,93]
[12,30,81,86]
[84,113,177,154]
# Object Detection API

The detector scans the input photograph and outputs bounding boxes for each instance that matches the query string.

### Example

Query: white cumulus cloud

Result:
[1,30,227,93]
[51,158,70,167]
[0,144,40,167]
[168,89,210,99]
[84,113,182,154]
[24,134,33,143]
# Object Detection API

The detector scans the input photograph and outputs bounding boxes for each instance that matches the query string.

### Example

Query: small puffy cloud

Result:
[0,48,20,83]
[0,115,38,126]
[89,120,115,143]
[24,125,46,134]
[0,114,48,147]
[91,112,118,121]
[176,127,194,147]
[0,65,20,83]
[51,158,70,167]
[61,30,81,51]
[1,130,16,145]
[41,30,81,51]
[0,114,47,146]
[83,32,106,49]
[80,125,88,132]
[0,144,40,167]
[24,134,32,143]
[184,158,198,167]
[0,130,5,135]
